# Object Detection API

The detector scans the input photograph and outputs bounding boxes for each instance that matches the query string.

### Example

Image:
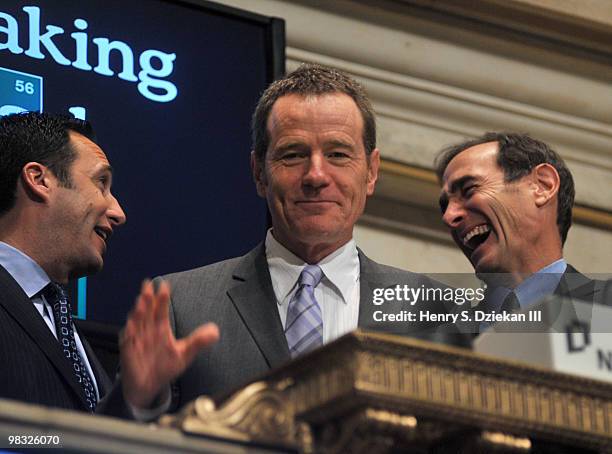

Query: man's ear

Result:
[250,151,267,198]
[532,163,560,207]
[20,162,53,202]
[366,148,380,196]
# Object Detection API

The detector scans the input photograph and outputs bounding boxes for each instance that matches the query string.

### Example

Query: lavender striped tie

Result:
[285,265,323,357]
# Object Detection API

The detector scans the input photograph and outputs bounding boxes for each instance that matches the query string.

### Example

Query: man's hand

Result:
[120,280,219,409]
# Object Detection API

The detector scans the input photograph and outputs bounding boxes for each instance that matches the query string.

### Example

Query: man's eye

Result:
[278,150,306,161]
[327,151,349,159]
[98,176,110,190]
[463,185,476,196]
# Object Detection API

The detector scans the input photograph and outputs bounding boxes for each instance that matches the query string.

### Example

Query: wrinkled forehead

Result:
[267,92,363,130]
[442,141,500,191]
[68,130,110,165]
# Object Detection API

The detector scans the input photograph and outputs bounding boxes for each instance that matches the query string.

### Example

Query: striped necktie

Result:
[43,283,98,412]
[285,265,323,357]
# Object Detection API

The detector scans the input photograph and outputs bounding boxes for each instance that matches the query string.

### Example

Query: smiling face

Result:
[439,141,544,277]
[252,93,379,263]
[46,131,126,281]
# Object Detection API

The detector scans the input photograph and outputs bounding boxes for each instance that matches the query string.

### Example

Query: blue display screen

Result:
[0,0,281,323]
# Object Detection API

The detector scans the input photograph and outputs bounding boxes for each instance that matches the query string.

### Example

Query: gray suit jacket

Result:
[160,243,460,409]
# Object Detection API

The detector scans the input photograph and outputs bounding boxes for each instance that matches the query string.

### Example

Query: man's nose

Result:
[107,194,127,226]
[442,199,465,229]
[302,153,331,189]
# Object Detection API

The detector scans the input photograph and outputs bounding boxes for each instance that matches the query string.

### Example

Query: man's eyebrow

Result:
[326,139,353,149]
[448,175,475,195]
[93,164,113,177]
[438,175,475,212]
[273,142,308,154]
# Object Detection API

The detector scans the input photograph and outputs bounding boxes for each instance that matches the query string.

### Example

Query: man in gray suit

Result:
[120,64,454,412]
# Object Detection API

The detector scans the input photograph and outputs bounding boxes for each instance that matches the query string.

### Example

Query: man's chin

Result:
[288,218,335,236]
[472,255,497,277]
[71,256,104,279]
[469,242,498,272]
[297,226,347,244]
[474,261,516,286]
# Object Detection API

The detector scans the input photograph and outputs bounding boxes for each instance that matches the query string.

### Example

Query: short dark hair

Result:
[434,132,575,245]
[251,63,376,162]
[0,111,96,216]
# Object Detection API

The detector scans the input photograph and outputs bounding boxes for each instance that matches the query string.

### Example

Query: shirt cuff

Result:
[128,386,172,422]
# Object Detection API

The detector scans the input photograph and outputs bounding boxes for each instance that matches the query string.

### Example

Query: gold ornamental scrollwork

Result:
[159,379,309,450]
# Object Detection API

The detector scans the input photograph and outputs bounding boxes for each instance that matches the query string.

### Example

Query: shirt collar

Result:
[265,229,359,305]
[0,241,50,298]
[514,258,567,308]
[486,258,567,309]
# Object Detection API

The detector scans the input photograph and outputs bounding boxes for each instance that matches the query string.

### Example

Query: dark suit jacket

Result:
[0,265,127,416]
[463,264,608,338]
[160,243,464,410]
[556,264,606,304]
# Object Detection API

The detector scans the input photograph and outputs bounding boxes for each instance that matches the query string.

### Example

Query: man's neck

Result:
[0,234,68,285]
[482,254,564,288]
[270,230,352,264]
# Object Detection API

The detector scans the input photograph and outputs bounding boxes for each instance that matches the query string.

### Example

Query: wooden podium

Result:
[3,330,611,453]
[163,330,612,453]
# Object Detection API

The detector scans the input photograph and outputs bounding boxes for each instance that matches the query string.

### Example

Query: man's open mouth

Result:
[462,224,491,251]
[94,227,108,242]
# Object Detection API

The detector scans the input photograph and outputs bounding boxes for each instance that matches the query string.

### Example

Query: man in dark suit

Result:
[435,132,606,334]
[119,64,460,412]
[0,112,202,416]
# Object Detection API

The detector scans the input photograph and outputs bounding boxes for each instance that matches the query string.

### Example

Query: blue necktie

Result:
[43,283,97,412]
[479,290,521,334]
[501,291,520,312]
[285,265,323,357]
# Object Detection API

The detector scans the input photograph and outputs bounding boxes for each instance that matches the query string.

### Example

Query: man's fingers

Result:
[180,323,220,364]
[128,280,151,332]
[153,280,171,323]
[140,279,154,300]
[144,279,161,324]
[134,280,153,314]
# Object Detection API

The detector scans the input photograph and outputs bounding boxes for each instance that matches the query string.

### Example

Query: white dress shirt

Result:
[0,241,100,400]
[265,230,360,344]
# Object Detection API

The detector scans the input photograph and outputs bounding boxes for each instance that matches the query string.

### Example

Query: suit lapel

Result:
[227,244,290,369]
[357,250,423,334]
[555,264,601,302]
[0,266,89,409]
[357,250,386,330]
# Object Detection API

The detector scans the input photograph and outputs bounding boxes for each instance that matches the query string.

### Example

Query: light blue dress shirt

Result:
[479,259,567,333]
[0,241,100,399]
[484,259,568,311]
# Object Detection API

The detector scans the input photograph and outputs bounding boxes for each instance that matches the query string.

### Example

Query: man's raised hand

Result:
[120,280,219,409]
